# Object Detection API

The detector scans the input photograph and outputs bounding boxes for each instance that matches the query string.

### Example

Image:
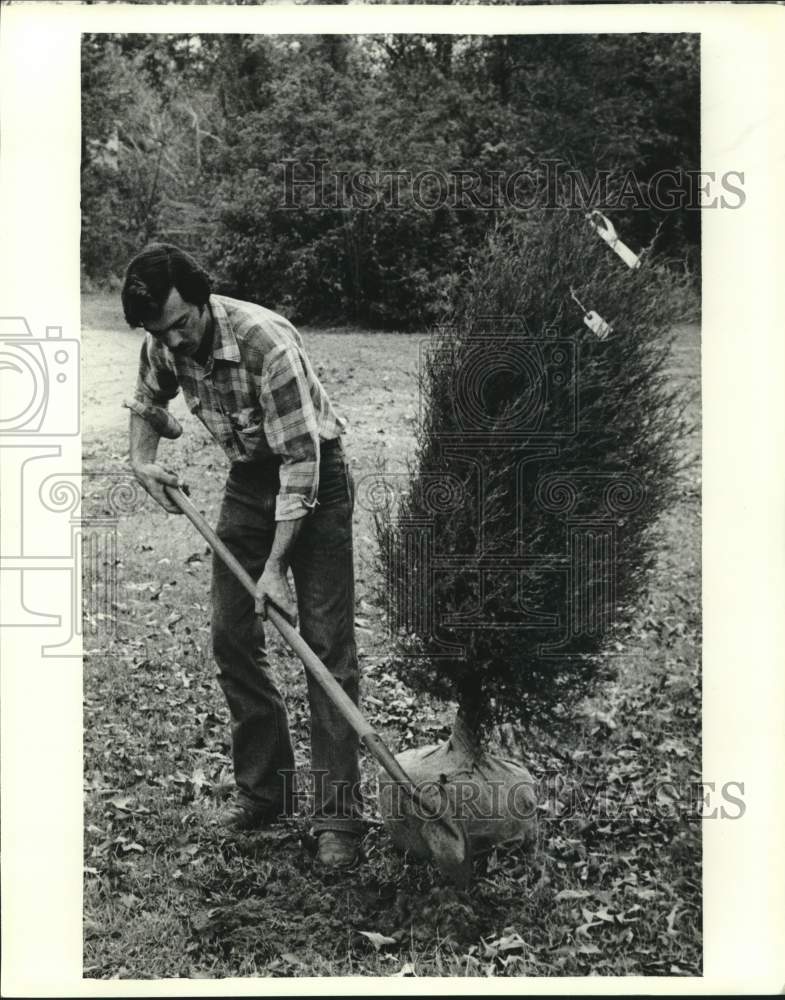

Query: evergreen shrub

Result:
[375,210,697,739]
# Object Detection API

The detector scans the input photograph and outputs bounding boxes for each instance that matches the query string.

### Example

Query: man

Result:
[122,242,362,868]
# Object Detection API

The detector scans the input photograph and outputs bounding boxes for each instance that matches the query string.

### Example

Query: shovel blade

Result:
[419,814,472,888]
[393,781,473,888]
[365,730,473,886]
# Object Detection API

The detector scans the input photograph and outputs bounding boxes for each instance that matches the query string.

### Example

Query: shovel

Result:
[164,485,472,888]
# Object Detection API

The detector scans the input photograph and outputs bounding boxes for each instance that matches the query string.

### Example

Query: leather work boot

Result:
[315,830,361,869]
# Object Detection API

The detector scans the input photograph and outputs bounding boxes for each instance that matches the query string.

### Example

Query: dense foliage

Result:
[375,212,697,736]
[82,32,699,327]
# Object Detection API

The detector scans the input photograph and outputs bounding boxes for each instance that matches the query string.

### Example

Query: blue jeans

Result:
[211,440,363,834]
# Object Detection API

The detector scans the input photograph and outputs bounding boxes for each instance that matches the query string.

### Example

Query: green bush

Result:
[375,210,697,738]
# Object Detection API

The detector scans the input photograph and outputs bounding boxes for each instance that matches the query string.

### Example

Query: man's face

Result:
[144,287,209,358]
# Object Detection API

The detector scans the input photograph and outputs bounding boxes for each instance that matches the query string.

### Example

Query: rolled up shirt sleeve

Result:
[134,336,180,408]
[260,345,321,521]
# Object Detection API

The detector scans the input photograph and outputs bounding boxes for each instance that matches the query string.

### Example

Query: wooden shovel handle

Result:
[163,485,448,819]
[165,485,374,742]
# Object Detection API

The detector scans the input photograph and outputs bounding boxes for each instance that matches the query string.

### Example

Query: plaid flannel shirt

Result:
[134,294,345,521]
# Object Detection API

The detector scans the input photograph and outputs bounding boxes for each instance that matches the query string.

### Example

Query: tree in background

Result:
[81,34,221,282]
[82,32,700,327]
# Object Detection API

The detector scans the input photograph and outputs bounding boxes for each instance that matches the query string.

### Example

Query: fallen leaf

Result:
[358,931,398,951]
[555,889,591,901]
[496,931,526,953]
[107,796,134,812]
[190,767,208,794]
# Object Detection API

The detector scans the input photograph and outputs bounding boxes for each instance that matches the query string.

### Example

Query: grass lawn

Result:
[82,292,702,979]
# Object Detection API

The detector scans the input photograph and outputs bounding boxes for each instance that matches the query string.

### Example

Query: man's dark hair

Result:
[121,243,212,328]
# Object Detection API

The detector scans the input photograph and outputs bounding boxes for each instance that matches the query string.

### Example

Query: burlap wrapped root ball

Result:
[378,713,537,860]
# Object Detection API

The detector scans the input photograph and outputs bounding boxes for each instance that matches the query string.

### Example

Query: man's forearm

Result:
[255,515,306,622]
[267,516,305,571]
[129,410,162,469]
[129,411,183,513]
